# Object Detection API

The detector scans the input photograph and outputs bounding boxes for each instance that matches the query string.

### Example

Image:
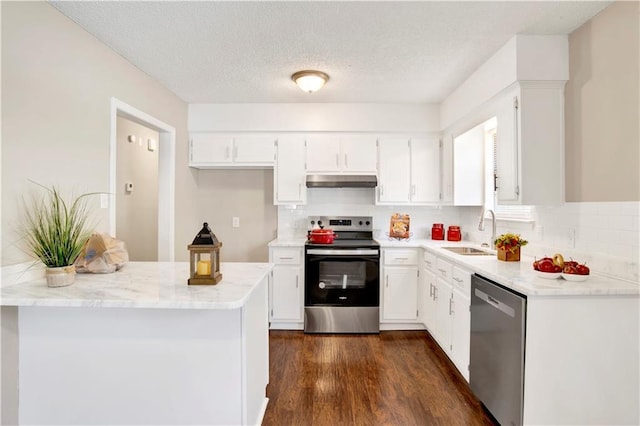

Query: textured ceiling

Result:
[50,1,611,104]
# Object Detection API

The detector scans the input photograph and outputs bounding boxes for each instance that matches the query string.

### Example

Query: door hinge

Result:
[513,96,519,109]
[439,139,443,148]
[416,309,419,317]
[270,309,273,316]
[516,185,520,197]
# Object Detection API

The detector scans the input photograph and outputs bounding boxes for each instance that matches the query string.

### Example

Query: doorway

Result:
[109,98,175,261]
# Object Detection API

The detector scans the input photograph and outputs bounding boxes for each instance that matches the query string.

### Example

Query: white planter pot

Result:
[46,265,76,287]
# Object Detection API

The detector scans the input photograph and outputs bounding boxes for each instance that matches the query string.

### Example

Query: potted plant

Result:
[21,184,96,287]
[494,233,528,262]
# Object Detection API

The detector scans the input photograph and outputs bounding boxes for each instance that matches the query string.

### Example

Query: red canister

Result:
[432,223,444,240]
[447,226,461,241]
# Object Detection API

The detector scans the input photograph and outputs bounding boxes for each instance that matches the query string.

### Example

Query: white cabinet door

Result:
[496,85,520,203]
[341,136,377,173]
[453,124,484,206]
[410,137,441,203]
[440,132,454,204]
[496,82,565,205]
[190,134,233,164]
[382,265,418,321]
[274,137,306,205]
[435,277,453,352]
[270,265,302,322]
[422,268,438,333]
[306,136,341,173]
[377,138,411,204]
[233,136,275,164]
[451,288,470,381]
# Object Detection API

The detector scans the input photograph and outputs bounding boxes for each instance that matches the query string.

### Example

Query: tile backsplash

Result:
[278,189,639,283]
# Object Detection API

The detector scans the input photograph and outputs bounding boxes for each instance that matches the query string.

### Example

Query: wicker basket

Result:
[497,247,520,262]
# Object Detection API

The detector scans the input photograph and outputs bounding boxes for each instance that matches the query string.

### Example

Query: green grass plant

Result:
[21,183,96,268]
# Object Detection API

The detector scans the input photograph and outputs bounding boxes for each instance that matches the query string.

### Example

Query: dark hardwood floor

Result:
[262,330,497,426]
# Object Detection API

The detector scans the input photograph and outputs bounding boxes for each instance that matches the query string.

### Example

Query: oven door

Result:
[305,248,379,307]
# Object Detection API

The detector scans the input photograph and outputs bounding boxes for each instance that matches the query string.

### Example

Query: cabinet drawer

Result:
[452,266,471,297]
[271,248,301,265]
[436,258,453,281]
[384,249,418,265]
[423,251,436,271]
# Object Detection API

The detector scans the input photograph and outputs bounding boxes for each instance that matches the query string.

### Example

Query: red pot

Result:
[308,228,337,244]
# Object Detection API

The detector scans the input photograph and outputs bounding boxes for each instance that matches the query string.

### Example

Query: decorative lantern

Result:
[188,222,222,285]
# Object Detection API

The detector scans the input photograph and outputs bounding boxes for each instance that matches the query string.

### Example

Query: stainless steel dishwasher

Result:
[470,274,527,426]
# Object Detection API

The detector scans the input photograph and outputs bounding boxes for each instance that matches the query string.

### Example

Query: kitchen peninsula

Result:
[1,262,271,426]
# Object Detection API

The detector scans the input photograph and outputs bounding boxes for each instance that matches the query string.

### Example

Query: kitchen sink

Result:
[442,246,494,256]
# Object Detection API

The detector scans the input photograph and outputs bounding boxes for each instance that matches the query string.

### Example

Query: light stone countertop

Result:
[267,237,639,297]
[0,262,272,309]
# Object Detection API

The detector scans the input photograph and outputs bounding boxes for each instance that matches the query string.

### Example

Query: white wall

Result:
[1,2,193,266]
[189,103,440,133]
[115,117,159,261]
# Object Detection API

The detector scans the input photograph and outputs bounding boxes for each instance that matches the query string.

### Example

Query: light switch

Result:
[147,138,157,152]
[232,217,240,228]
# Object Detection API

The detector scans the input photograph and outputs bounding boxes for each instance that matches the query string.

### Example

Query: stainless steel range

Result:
[304,216,380,334]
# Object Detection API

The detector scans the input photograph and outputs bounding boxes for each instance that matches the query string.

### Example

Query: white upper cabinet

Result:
[496,82,565,205]
[377,138,411,204]
[189,133,275,168]
[410,137,441,203]
[274,136,306,205]
[306,135,377,174]
[377,137,440,205]
[440,132,454,204]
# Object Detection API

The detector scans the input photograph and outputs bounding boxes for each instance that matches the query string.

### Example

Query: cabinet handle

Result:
[298,183,301,197]
[233,145,238,160]
[453,277,462,283]
[225,146,230,159]
[395,257,409,261]
[411,184,416,196]
[336,154,340,168]
[278,257,293,260]
[434,286,438,300]
[344,154,348,169]
[429,283,434,298]
[438,268,447,275]
[449,297,454,315]
[296,275,299,288]
[386,275,389,288]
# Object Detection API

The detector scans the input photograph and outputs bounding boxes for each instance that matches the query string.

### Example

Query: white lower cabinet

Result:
[422,250,472,381]
[381,249,419,323]
[269,247,304,329]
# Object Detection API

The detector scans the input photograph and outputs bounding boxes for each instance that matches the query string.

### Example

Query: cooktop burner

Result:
[306,216,378,248]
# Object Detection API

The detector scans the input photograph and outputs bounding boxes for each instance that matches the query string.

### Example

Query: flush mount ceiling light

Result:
[291,70,329,93]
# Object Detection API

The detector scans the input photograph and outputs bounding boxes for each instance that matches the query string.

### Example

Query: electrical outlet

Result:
[232,217,240,228]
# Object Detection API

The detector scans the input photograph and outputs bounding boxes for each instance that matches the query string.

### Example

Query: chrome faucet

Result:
[478,207,496,249]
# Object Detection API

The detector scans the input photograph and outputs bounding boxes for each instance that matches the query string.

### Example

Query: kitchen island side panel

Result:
[523,295,640,425]
[18,306,244,425]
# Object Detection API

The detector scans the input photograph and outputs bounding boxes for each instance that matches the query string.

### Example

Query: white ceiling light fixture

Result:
[291,70,329,93]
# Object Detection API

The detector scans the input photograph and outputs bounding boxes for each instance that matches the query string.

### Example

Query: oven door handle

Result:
[306,249,379,256]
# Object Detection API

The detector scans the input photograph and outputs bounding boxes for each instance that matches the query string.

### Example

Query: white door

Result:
[306,136,341,172]
[496,86,520,203]
[435,277,453,351]
[341,136,377,173]
[271,266,302,321]
[274,137,306,204]
[377,138,411,203]
[383,266,418,320]
[451,288,471,380]
[410,137,441,203]
[190,134,233,164]
[233,136,275,164]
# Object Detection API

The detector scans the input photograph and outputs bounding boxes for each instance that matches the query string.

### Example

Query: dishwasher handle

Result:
[474,288,516,318]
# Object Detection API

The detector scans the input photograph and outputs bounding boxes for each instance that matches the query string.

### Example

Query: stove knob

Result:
[359,221,363,226]
[365,221,371,226]
[310,220,315,225]
[317,220,323,226]
[319,282,326,289]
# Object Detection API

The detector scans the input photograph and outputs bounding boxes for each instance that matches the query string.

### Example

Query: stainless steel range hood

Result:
[306,174,378,188]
